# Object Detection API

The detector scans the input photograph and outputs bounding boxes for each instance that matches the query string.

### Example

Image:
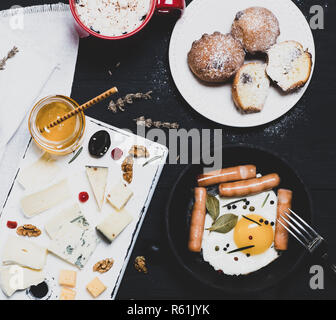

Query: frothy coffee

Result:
[76,0,152,37]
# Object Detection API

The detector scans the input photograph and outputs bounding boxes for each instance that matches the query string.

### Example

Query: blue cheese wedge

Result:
[48,223,99,269]
[17,153,60,190]
[2,236,47,270]
[96,209,133,242]
[106,180,133,211]
[20,179,71,217]
[45,203,89,239]
[86,166,108,211]
[0,265,45,297]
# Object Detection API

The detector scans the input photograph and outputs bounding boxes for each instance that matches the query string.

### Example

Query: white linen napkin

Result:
[0,3,81,210]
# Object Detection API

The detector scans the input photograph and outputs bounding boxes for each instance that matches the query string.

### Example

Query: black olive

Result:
[29,281,49,299]
[88,130,111,158]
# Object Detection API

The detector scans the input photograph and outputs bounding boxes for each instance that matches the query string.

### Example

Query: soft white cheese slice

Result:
[107,180,133,211]
[20,179,71,217]
[0,265,44,297]
[86,166,108,211]
[45,203,89,239]
[96,209,133,242]
[48,223,99,269]
[17,153,61,190]
[2,236,47,270]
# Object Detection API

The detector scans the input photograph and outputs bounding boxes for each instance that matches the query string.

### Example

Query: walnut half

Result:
[128,145,150,158]
[93,258,114,273]
[121,155,134,184]
[17,224,41,237]
[134,256,148,274]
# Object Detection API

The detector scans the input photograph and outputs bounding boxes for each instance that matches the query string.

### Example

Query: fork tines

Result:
[277,209,320,251]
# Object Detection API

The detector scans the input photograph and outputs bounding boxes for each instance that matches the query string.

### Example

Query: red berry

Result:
[7,221,17,229]
[111,148,123,160]
[79,192,89,203]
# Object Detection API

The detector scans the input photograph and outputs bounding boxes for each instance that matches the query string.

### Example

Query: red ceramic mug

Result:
[69,0,185,40]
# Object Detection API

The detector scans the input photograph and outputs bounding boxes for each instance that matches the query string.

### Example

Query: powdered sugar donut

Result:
[231,7,280,54]
[187,32,245,83]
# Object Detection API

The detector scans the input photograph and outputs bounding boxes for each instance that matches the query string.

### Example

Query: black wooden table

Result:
[2,0,336,300]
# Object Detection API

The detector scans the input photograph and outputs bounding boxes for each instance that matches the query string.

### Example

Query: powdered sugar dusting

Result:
[188,32,245,82]
[232,7,280,53]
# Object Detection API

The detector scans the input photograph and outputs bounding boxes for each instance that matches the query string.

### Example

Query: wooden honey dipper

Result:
[41,87,118,132]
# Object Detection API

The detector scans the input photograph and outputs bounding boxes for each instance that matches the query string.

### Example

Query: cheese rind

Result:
[48,223,99,269]
[0,265,45,297]
[107,180,133,211]
[45,204,89,239]
[20,179,71,217]
[2,236,47,270]
[18,153,60,190]
[86,166,108,211]
[96,209,133,242]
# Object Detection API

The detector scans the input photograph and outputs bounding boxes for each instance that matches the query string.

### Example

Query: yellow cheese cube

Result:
[86,277,106,298]
[59,270,77,288]
[60,287,76,300]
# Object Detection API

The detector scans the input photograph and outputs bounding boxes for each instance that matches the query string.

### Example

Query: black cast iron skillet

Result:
[165,144,313,295]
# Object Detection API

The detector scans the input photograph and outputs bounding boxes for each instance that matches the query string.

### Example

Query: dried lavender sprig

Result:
[0,46,19,70]
[108,91,153,113]
[134,116,179,129]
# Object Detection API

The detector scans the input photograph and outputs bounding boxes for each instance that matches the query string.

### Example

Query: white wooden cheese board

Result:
[0,117,168,300]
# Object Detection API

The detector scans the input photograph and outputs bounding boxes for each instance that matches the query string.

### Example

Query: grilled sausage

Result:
[219,173,280,197]
[188,187,207,252]
[197,165,256,187]
[275,189,293,251]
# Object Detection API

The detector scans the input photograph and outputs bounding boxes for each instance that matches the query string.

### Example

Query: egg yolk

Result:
[233,214,274,256]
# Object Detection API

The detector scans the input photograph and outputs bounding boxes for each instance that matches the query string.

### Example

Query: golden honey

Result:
[28,95,85,155]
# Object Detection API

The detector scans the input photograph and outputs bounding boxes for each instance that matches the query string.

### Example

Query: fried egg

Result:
[202,190,279,275]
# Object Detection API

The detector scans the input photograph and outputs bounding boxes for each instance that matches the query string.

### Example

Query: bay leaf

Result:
[207,214,238,234]
[206,194,219,222]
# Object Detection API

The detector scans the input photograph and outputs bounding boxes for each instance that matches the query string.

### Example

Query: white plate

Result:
[169,0,315,127]
[0,117,168,300]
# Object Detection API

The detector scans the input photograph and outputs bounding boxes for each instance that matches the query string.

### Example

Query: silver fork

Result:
[277,209,336,274]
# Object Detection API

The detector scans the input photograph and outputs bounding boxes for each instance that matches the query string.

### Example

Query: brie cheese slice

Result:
[48,223,99,269]
[86,166,108,211]
[0,265,44,297]
[2,236,47,270]
[107,180,133,211]
[45,203,89,239]
[18,153,60,190]
[20,179,71,217]
[96,209,133,242]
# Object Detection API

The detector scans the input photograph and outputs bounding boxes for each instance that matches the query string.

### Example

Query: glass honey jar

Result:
[28,95,85,155]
